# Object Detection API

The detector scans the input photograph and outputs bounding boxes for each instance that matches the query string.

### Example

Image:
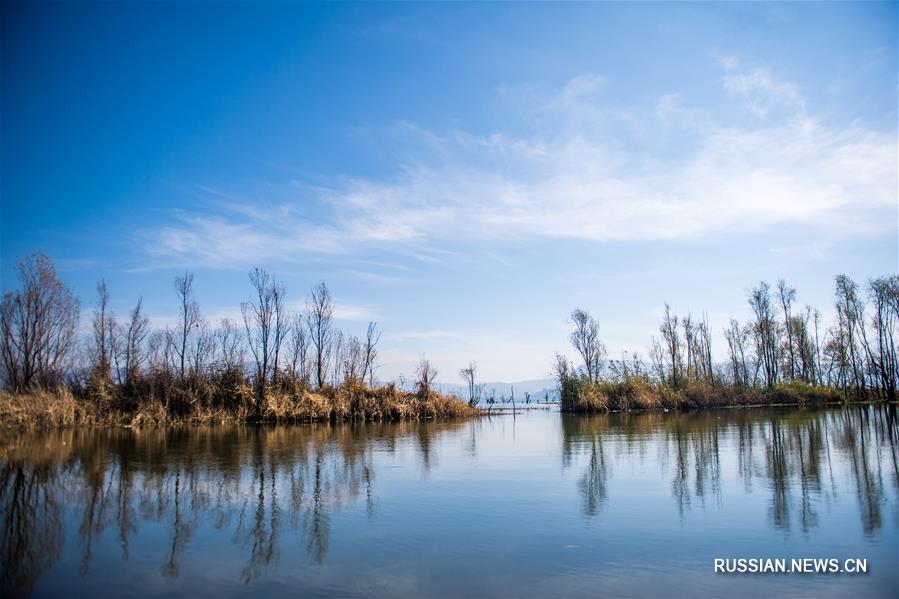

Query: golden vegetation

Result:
[0,383,477,433]
[558,375,850,413]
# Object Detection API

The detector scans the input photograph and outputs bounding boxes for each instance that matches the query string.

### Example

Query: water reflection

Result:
[0,421,464,595]
[1,406,897,596]
[561,405,898,535]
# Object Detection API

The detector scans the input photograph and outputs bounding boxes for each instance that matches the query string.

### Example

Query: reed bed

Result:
[0,382,477,433]
[559,375,855,413]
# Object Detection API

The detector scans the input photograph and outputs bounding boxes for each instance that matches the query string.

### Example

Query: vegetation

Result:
[557,274,898,412]
[0,253,475,431]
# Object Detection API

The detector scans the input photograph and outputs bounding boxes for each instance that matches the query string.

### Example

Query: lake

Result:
[2,405,896,597]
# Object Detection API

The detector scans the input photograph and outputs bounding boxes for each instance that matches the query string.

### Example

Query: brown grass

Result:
[0,383,478,433]
[560,376,861,413]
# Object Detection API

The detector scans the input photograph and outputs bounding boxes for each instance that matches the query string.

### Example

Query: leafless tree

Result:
[811,308,824,385]
[306,282,333,389]
[569,308,606,383]
[0,253,79,391]
[89,280,115,384]
[330,329,344,387]
[834,274,867,394]
[121,298,150,385]
[341,335,364,383]
[459,361,483,406]
[777,279,797,380]
[659,303,683,386]
[749,282,779,388]
[271,282,289,386]
[791,306,817,383]
[173,273,200,381]
[649,337,667,383]
[215,318,245,373]
[415,356,438,400]
[242,268,283,405]
[362,321,380,386]
[553,352,572,385]
[287,314,310,384]
[867,275,898,401]
[682,313,714,383]
[724,318,751,386]
[187,320,215,379]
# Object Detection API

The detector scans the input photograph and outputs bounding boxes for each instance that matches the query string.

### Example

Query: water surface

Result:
[2,405,897,597]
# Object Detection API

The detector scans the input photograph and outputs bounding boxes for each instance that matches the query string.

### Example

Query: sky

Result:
[1,2,896,383]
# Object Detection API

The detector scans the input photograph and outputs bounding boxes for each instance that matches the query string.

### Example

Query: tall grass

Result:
[559,374,850,413]
[0,381,477,432]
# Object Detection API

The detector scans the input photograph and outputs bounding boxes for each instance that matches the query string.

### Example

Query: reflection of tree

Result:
[578,439,608,516]
[838,407,885,535]
[559,406,898,535]
[765,420,790,530]
[0,464,63,596]
[0,419,467,594]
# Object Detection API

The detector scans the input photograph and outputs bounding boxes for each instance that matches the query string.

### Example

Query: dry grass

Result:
[0,388,102,431]
[0,382,477,432]
[560,376,859,413]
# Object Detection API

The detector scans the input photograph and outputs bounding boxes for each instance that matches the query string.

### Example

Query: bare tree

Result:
[287,314,310,384]
[121,298,150,385]
[867,275,898,401]
[811,308,824,385]
[89,280,114,383]
[569,308,606,383]
[724,318,751,386]
[242,268,283,406]
[215,318,245,373]
[553,352,572,385]
[834,274,866,394]
[777,279,797,380]
[459,361,483,406]
[362,321,380,386]
[0,253,79,391]
[659,303,683,386]
[649,337,667,383]
[415,356,438,400]
[749,282,779,388]
[173,273,200,381]
[330,329,344,387]
[271,282,289,386]
[306,282,333,389]
[341,335,364,383]
[187,320,215,379]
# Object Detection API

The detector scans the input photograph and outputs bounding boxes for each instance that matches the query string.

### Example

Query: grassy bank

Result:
[0,383,478,433]
[558,375,872,413]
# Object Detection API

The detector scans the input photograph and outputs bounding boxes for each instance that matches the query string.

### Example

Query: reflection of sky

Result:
[8,407,897,597]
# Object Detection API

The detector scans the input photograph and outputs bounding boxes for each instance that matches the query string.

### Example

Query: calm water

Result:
[2,405,897,598]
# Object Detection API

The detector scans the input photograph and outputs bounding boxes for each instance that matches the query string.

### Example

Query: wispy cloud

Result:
[722,58,806,117]
[386,330,464,342]
[332,302,377,322]
[141,58,895,269]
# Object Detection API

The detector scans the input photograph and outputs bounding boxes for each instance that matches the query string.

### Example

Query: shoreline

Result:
[0,384,479,433]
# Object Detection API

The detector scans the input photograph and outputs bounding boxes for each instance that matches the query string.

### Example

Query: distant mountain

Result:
[394,376,559,402]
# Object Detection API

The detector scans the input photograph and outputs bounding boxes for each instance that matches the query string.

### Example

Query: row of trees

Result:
[560,273,898,401]
[0,253,390,412]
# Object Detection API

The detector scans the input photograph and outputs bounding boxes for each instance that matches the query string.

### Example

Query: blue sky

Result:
[1,2,896,382]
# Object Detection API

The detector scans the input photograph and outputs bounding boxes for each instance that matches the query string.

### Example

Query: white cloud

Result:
[142,59,896,267]
[386,330,464,341]
[331,302,377,322]
[723,64,805,117]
